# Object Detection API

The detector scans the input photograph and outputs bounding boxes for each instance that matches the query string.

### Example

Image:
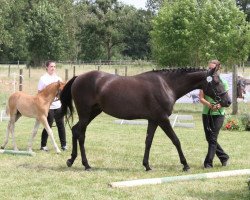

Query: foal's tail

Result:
[60,76,78,121]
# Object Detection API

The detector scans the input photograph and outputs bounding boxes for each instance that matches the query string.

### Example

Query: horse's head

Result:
[237,77,246,99]
[202,65,231,107]
[56,81,65,99]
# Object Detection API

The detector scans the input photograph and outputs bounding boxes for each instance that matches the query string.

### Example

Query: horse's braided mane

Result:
[152,67,206,73]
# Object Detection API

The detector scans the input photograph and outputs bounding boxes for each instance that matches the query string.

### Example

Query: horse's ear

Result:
[208,64,220,76]
[208,67,216,76]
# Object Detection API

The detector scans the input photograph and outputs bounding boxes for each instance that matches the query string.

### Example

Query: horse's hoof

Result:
[85,166,92,171]
[183,165,190,172]
[56,150,61,154]
[66,159,73,167]
[144,165,152,171]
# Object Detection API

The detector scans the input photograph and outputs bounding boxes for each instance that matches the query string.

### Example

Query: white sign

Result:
[176,73,233,104]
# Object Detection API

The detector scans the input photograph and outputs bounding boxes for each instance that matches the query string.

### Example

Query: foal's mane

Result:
[151,67,206,74]
[39,82,58,95]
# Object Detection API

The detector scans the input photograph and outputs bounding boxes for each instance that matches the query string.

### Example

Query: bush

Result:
[240,113,250,131]
[223,115,241,131]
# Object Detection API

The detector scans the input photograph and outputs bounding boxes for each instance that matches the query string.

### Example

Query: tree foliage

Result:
[151,0,250,67]
[26,0,69,66]
[0,0,249,66]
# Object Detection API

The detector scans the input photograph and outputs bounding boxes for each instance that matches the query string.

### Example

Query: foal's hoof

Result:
[66,159,73,167]
[183,165,190,172]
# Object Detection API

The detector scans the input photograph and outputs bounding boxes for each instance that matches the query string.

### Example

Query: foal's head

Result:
[202,65,231,107]
[56,81,65,99]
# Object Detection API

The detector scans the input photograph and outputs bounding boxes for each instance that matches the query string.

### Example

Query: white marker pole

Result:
[0,149,36,156]
[110,169,250,188]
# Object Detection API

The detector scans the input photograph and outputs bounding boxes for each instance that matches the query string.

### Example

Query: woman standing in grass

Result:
[38,60,67,151]
[199,60,230,169]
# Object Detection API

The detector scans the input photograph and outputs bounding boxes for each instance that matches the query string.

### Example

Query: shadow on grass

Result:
[16,162,144,173]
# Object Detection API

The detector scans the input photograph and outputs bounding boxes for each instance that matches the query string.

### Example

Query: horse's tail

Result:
[60,76,78,121]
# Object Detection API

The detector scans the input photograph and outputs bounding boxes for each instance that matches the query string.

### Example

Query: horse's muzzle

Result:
[222,99,231,107]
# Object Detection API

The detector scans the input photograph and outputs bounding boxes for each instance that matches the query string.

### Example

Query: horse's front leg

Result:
[143,120,158,171]
[27,119,40,152]
[40,116,61,154]
[159,119,190,171]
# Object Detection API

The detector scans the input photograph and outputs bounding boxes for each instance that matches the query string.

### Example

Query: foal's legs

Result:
[143,120,158,171]
[158,119,190,171]
[27,119,40,152]
[40,116,61,153]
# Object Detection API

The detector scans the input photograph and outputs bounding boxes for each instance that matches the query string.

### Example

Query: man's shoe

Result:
[40,146,49,151]
[61,146,68,151]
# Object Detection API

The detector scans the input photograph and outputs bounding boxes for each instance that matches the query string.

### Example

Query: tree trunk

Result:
[232,64,238,115]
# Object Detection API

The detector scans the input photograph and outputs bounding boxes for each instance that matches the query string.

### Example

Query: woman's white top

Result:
[38,73,62,109]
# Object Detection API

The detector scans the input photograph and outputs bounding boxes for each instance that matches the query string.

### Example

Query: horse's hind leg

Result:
[143,120,158,171]
[1,119,13,149]
[66,122,79,167]
[27,119,40,152]
[67,120,91,169]
[4,112,22,151]
[67,107,101,170]
[159,120,190,171]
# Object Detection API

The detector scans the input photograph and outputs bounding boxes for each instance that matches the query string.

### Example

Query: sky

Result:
[120,0,147,9]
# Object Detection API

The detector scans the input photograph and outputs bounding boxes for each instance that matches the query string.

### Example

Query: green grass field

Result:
[0,65,249,199]
[0,104,249,200]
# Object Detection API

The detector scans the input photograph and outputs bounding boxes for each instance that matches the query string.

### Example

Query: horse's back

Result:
[8,91,37,117]
[71,70,171,119]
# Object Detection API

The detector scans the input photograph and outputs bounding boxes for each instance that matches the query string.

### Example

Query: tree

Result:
[151,0,199,67]
[121,7,152,59]
[146,0,164,13]
[26,0,69,66]
[151,0,250,67]
[0,0,14,61]
[236,0,250,21]
[77,0,125,61]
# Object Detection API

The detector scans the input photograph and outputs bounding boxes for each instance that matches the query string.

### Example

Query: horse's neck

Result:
[38,85,57,105]
[164,71,205,100]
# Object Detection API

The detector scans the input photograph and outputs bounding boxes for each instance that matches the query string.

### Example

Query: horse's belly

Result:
[101,102,149,120]
[17,105,37,118]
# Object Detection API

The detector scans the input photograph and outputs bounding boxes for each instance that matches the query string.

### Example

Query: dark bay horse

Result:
[60,66,231,171]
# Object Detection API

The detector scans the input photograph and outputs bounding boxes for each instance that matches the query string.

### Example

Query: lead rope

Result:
[206,101,222,132]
